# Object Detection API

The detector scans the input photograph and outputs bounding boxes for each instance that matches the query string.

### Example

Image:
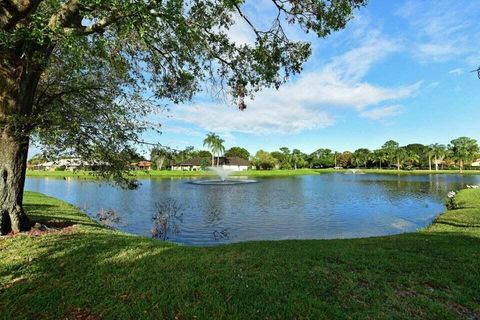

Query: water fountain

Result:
[190,167,257,185]
[345,168,365,174]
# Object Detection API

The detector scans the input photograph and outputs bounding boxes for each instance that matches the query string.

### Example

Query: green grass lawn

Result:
[1,190,480,319]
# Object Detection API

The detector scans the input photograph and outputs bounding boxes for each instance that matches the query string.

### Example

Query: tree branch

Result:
[2,0,44,31]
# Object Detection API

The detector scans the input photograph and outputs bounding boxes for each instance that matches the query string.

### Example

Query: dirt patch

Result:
[395,287,419,298]
[448,301,480,320]
[63,309,102,320]
[4,221,77,238]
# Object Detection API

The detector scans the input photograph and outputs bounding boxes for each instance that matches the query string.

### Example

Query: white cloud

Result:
[167,23,419,134]
[327,31,400,81]
[360,105,404,121]
[397,0,480,63]
[160,125,204,137]
[449,68,464,75]
[173,102,335,134]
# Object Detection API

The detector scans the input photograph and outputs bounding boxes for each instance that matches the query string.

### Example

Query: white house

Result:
[34,158,93,171]
[471,159,480,167]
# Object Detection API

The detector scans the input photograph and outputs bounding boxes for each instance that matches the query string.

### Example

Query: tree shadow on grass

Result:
[1,229,480,319]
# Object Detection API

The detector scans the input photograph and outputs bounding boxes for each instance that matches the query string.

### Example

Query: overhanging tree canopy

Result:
[0,0,366,234]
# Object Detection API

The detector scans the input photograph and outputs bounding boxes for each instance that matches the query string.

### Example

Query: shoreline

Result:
[25,168,480,180]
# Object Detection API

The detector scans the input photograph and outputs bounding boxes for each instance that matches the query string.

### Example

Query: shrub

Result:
[445,191,458,210]
[151,199,183,240]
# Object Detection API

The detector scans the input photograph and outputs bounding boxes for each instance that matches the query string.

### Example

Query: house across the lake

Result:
[32,158,92,171]
[471,159,480,167]
[131,161,152,171]
[171,157,250,171]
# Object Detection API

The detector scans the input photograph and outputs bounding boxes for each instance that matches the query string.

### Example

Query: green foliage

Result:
[150,147,175,170]
[27,154,46,165]
[224,147,250,160]
[251,150,277,170]
[1,0,367,187]
[308,148,335,168]
[449,137,479,170]
[351,148,371,168]
[203,133,225,165]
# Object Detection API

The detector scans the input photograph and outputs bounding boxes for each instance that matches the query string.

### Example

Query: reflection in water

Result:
[25,174,480,246]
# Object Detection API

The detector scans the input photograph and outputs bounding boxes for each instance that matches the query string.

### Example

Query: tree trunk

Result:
[460,159,464,173]
[0,51,44,235]
[435,155,438,171]
[211,154,214,167]
[428,155,432,171]
[0,133,30,234]
[397,158,400,171]
[155,157,165,170]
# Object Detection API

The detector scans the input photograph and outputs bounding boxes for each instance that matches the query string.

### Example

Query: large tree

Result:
[224,146,250,160]
[351,148,371,168]
[449,137,479,173]
[0,0,365,234]
[150,147,174,170]
[381,140,400,170]
[429,143,446,171]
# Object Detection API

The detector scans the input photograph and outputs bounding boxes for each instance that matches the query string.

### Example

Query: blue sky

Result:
[30,0,480,157]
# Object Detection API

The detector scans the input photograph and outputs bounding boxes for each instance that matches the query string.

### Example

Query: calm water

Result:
[25,174,480,246]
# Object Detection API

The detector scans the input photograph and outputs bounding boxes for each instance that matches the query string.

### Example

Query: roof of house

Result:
[132,161,152,167]
[174,157,209,166]
[222,156,250,166]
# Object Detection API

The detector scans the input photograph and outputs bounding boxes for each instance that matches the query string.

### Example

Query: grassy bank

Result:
[1,191,480,319]
[26,168,480,180]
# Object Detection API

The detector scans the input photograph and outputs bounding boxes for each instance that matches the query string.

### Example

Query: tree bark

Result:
[0,132,30,234]
[428,154,432,171]
[435,154,438,171]
[0,51,43,234]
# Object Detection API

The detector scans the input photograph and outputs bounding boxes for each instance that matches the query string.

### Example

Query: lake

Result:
[25,173,480,246]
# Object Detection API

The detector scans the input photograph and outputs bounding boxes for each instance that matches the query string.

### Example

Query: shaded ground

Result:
[1,191,480,319]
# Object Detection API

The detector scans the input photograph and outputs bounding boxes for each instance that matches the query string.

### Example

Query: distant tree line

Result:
[147,136,479,172]
[251,137,479,172]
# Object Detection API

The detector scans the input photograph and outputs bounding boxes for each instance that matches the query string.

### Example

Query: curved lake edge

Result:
[24,174,480,245]
[16,188,480,243]
[26,168,480,181]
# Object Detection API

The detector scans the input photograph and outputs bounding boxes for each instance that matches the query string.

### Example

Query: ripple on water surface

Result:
[25,173,480,245]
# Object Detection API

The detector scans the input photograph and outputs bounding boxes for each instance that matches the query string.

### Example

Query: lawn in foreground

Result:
[1,191,480,319]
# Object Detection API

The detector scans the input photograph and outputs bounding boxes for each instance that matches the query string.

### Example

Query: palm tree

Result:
[372,149,388,169]
[430,143,446,171]
[381,140,400,169]
[352,148,371,168]
[203,133,219,167]
[394,147,408,171]
[213,138,226,167]
[405,150,420,169]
